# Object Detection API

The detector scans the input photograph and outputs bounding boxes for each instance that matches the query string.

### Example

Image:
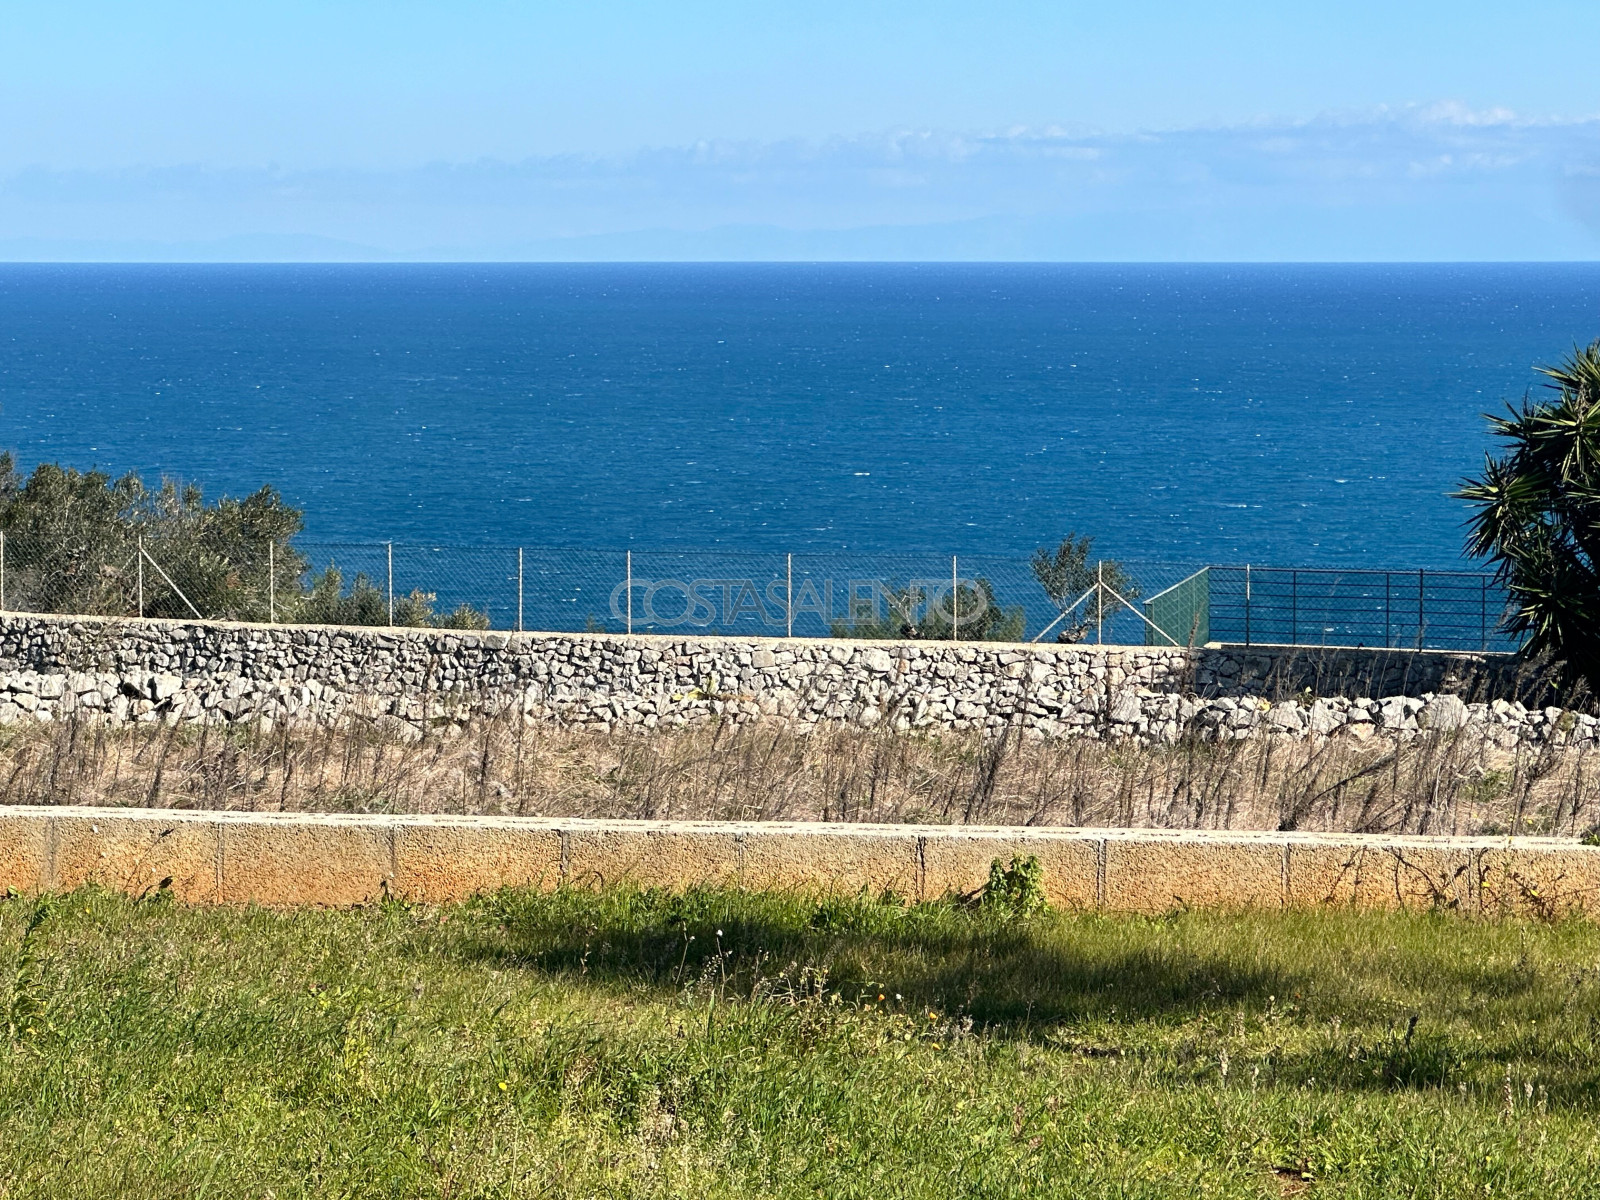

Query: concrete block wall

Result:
[4,806,1595,918]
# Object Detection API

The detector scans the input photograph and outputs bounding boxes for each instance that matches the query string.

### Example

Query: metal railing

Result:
[1208,566,1518,653]
[0,531,1521,653]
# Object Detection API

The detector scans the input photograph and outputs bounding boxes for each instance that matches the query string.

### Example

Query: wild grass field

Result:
[3,883,1600,1198]
[2,709,1596,837]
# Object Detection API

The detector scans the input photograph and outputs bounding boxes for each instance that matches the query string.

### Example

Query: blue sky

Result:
[4,1,1600,259]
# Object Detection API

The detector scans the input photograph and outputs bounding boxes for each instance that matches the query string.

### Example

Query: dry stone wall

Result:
[0,612,1552,746]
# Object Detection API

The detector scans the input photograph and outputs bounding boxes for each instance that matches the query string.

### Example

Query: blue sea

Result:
[2,262,1597,571]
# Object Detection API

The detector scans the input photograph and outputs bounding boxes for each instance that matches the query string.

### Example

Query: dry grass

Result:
[2,709,1598,837]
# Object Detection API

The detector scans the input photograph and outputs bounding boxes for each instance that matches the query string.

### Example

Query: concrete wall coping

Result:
[0,608,1512,660]
[8,804,1585,854]
[2,805,1592,914]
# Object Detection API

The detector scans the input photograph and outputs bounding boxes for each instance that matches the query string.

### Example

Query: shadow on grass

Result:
[448,884,1302,1029]
[437,885,1600,1105]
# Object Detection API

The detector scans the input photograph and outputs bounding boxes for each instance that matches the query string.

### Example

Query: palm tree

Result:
[1456,341,1600,684]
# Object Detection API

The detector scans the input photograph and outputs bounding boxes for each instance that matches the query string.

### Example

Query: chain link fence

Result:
[0,532,1520,652]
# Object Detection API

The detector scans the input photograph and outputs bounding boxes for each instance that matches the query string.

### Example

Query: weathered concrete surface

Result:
[741,828,921,897]
[51,811,219,903]
[3,807,1599,918]
[395,822,563,903]
[217,814,394,907]
[566,825,742,892]
[1286,840,1478,911]
[1103,834,1287,913]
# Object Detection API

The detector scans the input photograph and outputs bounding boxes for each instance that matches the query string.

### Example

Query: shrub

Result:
[295,564,488,629]
[978,855,1047,918]
[832,578,1025,642]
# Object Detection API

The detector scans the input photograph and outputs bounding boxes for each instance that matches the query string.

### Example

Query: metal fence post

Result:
[1243,564,1251,646]
[1385,572,1391,648]
[952,555,960,639]
[1096,560,1103,644]
[1417,569,1425,649]
[268,540,275,623]
[1,530,6,611]
[786,553,793,638]
[517,548,524,633]
[386,542,394,626]
[138,542,201,619]
[1480,575,1487,650]
[1290,569,1297,645]
[626,550,632,635]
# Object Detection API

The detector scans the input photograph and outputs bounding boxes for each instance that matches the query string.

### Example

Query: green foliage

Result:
[0,455,303,620]
[295,563,490,629]
[297,564,384,626]
[1457,342,1600,685]
[0,455,492,629]
[979,854,1047,918]
[3,888,1600,1196]
[6,896,52,1044]
[1030,533,1141,643]
[831,577,1026,642]
[437,602,492,630]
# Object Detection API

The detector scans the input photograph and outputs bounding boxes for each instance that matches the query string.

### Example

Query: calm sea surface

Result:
[2,262,1597,568]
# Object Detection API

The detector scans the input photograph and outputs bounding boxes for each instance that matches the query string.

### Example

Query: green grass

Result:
[4,886,1600,1198]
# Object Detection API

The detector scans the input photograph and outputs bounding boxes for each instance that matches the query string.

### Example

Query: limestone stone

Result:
[1421,693,1469,731]
[0,612,1530,748]
[1308,699,1341,736]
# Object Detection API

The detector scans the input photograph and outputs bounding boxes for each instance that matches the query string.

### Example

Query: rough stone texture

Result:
[565,826,742,892]
[0,811,50,896]
[51,812,219,903]
[394,820,562,903]
[218,816,393,906]
[1286,843,1383,908]
[0,613,1550,747]
[7,808,1600,919]
[1287,841,1478,911]
[739,827,921,896]
[1103,835,1286,913]
[1475,846,1600,918]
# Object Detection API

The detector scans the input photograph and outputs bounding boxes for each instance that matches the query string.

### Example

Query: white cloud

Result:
[3,106,1600,260]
